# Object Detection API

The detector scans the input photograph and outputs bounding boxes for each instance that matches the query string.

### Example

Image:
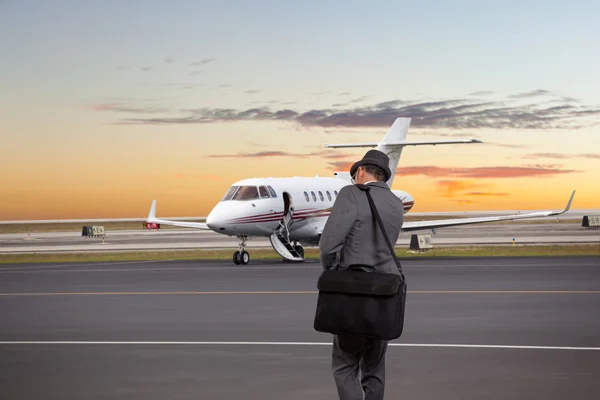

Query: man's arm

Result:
[318,186,357,270]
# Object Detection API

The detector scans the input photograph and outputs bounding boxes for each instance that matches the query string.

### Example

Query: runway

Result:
[1,257,599,399]
[2,222,599,253]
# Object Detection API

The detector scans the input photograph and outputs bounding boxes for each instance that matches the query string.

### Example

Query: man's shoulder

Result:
[337,184,358,199]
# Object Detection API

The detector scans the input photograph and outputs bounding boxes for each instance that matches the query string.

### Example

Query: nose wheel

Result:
[233,250,250,265]
[233,236,250,265]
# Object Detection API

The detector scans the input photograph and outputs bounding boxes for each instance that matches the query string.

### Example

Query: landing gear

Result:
[233,236,250,265]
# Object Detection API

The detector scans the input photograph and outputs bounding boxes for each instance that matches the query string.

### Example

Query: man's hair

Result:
[362,164,386,182]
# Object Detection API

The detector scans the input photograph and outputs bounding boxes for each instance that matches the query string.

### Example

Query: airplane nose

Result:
[206,204,228,232]
[206,210,219,231]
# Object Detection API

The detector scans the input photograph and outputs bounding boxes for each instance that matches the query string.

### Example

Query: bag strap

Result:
[357,184,404,276]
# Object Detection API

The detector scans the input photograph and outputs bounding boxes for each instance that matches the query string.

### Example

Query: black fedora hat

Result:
[350,149,392,182]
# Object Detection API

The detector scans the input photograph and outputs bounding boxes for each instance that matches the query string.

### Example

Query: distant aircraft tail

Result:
[325,117,481,186]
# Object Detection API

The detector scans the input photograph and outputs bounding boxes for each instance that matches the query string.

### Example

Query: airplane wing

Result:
[146,200,210,230]
[401,190,576,232]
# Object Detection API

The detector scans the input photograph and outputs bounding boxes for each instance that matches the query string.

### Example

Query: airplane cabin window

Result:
[304,191,309,202]
[311,191,317,202]
[232,186,260,200]
[326,191,332,201]
[334,190,339,197]
[259,186,270,198]
[221,186,240,201]
[267,186,277,197]
[318,191,324,201]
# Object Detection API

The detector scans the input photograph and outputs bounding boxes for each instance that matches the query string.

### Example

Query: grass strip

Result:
[1,244,597,264]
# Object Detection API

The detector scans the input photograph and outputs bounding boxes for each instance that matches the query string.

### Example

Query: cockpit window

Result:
[232,186,260,200]
[221,186,240,201]
[259,186,270,198]
[222,185,273,201]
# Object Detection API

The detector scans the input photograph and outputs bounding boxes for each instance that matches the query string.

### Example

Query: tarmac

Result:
[1,257,600,399]
[2,222,599,253]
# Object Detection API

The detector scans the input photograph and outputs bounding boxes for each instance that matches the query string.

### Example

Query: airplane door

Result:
[283,192,293,227]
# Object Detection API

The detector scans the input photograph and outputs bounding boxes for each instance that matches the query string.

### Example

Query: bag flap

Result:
[317,269,401,295]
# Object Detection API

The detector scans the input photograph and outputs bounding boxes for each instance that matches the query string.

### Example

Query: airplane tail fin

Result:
[376,118,411,187]
[325,117,481,186]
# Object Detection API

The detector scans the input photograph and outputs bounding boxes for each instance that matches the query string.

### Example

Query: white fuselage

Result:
[205,176,414,246]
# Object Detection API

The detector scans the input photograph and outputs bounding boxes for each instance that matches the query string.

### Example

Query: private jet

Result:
[146,117,575,265]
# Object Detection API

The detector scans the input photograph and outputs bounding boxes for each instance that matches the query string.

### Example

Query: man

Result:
[319,149,405,400]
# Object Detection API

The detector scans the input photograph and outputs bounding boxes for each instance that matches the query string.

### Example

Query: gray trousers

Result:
[332,334,389,400]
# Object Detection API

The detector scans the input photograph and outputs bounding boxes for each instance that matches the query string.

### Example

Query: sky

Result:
[1,0,599,219]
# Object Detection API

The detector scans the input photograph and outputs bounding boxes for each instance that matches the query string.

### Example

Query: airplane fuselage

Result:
[205,176,414,245]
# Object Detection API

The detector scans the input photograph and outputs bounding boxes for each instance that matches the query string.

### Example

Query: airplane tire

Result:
[241,251,250,265]
[233,251,242,265]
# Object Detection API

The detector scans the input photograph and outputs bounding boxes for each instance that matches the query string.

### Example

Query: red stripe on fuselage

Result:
[225,203,413,225]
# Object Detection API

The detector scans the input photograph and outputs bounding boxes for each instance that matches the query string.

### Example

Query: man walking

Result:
[318,149,405,400]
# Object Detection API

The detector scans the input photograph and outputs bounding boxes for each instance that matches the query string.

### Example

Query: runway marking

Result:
[1,290,600,297]
[1,261,599,274]
[0,341,598,351]
[0,260,173,271]
[0,264,320,274]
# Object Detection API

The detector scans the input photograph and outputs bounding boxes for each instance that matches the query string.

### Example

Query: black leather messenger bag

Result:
[313,185,407,340]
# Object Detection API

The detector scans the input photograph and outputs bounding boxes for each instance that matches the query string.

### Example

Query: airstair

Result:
[269,210,304,261]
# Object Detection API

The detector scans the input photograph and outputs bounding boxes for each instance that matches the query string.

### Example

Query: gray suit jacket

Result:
[319,181,404,275]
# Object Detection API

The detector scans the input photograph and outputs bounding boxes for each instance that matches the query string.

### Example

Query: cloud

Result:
[435,180,510,199]
[525,153,600,160]
[321,158,579,178]
[111,90,600,130]
[191,58,216,66]
[320,151,354,160]
[508,89,553,99]
[523,164,564,169]
[469,91,495,96]
[244,89,260,94]
[436,180,484,197]
[328,161,354,171]
[466,192,509,196]
[397,165,581,178]
[207,150,353,160]
[141,67,152,72]
[207,151,306,159]
[165,57,173,63]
